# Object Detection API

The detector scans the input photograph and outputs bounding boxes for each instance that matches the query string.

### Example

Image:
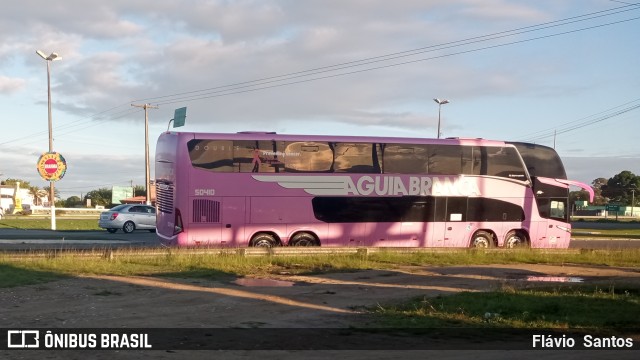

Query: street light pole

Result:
[131,103,158,205]
[433,98,450,139]
[36,50,61,230]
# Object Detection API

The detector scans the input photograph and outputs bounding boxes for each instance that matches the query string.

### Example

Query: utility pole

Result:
[131,103,158,205]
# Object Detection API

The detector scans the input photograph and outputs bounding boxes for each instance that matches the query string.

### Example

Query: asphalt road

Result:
[0,229,161,250]
[0,228,637,250]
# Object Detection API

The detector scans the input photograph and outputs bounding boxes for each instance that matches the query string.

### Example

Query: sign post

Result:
[605,204,620,220]
[36,152,67,229]
[167,107,187,131]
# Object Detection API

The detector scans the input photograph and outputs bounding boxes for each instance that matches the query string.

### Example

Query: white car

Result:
[98,204,156,233]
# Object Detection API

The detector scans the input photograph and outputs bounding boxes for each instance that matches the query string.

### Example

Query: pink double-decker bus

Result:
[155,131,593,248]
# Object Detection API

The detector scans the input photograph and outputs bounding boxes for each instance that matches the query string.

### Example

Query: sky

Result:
[0,0,639,201]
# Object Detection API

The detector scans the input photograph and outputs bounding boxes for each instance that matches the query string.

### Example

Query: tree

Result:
[590,178,608,205]
[42,185,61,203]
[65,196,82,208]
[134,185,146,198]
[84,188,113,207]
[601,171,640,205]
[2,178,32,189]
[29,186,42,206]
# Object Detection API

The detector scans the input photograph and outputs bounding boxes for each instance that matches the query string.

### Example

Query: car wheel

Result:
[107,228,118,233]
[123,221,136,234]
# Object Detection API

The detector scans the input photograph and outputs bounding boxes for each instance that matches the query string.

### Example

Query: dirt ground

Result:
[2,263,639,359]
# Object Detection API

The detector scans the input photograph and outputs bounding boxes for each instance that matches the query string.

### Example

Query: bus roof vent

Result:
[237,131,277,134]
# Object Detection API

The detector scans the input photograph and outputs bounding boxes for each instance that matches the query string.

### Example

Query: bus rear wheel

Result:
[250,233,277,248]
[289,232,319,246]
[470,231,494,248]
[505,231,529,248]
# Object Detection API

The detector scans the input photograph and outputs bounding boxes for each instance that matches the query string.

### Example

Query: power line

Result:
[516,99,640,143]
[152,16,640,106]
[134,4,640,104]
[2,4,638,149]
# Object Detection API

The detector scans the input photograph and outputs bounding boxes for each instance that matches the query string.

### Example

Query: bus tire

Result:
[123,221,136,234]
[505,230,529,248]
[470,231,494,248]
[289,232,319,246]
[250,233,277,248]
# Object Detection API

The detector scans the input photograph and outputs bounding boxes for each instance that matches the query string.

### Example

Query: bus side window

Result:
[428,145,463,175]
[383,145,429,174]
[333,143,378,173]
[284,142,333,172]
[231,140,283,173]
[550,200,566,220]
[188,140,233,172]
[483,146,527,180]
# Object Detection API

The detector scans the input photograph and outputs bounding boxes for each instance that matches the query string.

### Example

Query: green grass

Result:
[0,218,101,230]
[572,228,640,239]
[371,285,640,330]
[2,250,639,332]
[2,249,640,287]
[0,264,67,287]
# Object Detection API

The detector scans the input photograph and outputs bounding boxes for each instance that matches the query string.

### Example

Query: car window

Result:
[129,206,142,213]
[111,204,129,211]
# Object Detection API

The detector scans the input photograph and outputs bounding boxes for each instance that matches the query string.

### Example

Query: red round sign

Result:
[36,152,67,181]
[44,158,59,174]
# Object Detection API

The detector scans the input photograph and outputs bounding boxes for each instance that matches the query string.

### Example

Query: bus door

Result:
[429,197,448,247]
[443,197,468,247]
[397,199,428,247]
[221,197,246,246]
[190,196,222,246]
[543,198,569,247]
[532,196,570,248]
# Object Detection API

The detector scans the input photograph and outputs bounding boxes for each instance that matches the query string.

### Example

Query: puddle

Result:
[519,276,584,283]
[233,278,296,287]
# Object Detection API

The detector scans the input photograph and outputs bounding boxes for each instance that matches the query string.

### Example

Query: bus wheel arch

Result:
[289,231,320,246]
[470,230,496,248]
[504,230,530,248]
[249,232,280,247]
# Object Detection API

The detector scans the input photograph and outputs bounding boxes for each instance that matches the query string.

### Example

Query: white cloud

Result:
[0,76,26,94]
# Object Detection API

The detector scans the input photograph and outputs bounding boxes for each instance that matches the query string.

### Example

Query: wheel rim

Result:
[253,238,273,247]
[124,223,134,233]
[294,238,313,246]
[472,236,490,248]
[506,235,524,248]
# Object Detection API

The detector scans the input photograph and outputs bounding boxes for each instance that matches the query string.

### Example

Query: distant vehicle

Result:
[98,204,156,233]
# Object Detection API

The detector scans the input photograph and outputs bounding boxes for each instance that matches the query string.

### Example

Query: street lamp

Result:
[36,50,62,230]
[433,98,450,139]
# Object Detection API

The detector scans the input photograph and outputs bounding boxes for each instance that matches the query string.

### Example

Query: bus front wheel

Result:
[470,231,494,248]
[250,233,277,248]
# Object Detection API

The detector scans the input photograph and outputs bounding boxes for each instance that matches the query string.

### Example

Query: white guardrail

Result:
[29,207,106,216]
